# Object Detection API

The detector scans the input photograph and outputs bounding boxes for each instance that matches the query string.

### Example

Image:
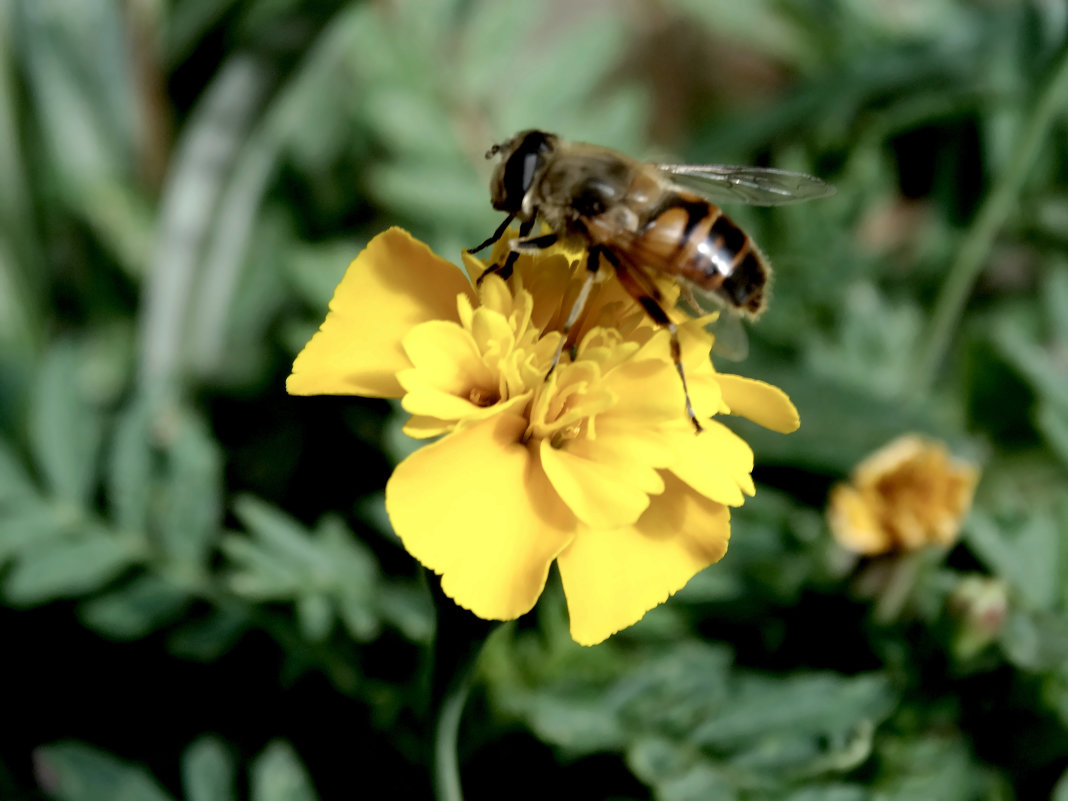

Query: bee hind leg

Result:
[607,252,704,433]
[511,232,558,252]
[546,245,603,376]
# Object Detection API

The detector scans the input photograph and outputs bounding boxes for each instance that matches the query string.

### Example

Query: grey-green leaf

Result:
[29,341,106,506]
[182,737,236,801]
[5,529,136,606]
[250,742,319,801]
[79,574,190,639]
[34,742,174,801]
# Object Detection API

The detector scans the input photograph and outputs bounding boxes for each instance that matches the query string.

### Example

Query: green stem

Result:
[912,44,1068,392]
[428,572,498,801]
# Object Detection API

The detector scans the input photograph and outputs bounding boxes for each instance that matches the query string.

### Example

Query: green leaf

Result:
[34,742,174,801]
[0,501,81,566]
[138,56,268,390]
[232,496,321,568]
[226,497,319,598]
[724,369,943,474]
[376,583,433,643]
[365,161,484,228]
[5,528,137,606]
[874,732,994,800]
[0,436,36,504]
[626,740,735,801]
[79,574,190,640]
[993,315,1068,408]
[168,608,250,662]
[362,87,456,158]
[29,341,106,506]
[966,511,1060,610]
[783,788,868,801]
[284,240,356,311]
[296,592,334,642]
[249,742,319,801]
[107,397,155,535]
[1037,400,1068,468]
[1054,765,1068,801]
[456,2,541,100]
[14,0,136,193]
[159,409,222,565]
[1000,609,1068,671]
[182,737,236,801]
[690,673,892,750]
[497,14,627,132]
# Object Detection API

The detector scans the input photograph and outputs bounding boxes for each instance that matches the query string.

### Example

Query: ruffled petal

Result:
[668,421,756,506]
[826,483,889,555]
[540,439,658,528]
[288,228,475,398]
[398,320,498,418]
[716,373,800,433]
[401,415,453,439]
[385,414,575,620]
[559,473,730,645]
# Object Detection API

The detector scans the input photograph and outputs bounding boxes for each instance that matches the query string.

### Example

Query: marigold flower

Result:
[827,434,979,556]
[288,227,799,645]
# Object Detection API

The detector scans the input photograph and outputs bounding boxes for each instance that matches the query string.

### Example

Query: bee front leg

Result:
[469,213,515,254]
[477,216,536,285]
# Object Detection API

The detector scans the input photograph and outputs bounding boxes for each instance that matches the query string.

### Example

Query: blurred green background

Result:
[3,0,1068,799]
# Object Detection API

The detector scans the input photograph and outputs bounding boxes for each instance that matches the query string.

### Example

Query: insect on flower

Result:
[471,129,834,432]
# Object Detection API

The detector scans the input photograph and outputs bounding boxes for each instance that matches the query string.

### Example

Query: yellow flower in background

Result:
[827,434,979,556]
[288,228,799,645]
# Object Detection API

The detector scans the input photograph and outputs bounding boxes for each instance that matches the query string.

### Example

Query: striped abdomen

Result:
[630,191,769,317]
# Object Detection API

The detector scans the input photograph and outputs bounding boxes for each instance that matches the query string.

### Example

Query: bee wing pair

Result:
[655,163,836,207]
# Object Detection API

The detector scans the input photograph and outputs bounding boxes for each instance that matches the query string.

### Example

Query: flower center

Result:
[549,419,586,449]
[468,386,501,407]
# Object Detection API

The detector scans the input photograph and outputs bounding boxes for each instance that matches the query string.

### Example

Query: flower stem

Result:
[428,573,498,801]
[912,43,1068,392]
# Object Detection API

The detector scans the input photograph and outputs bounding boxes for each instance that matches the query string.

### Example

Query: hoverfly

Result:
[471,130,834,432]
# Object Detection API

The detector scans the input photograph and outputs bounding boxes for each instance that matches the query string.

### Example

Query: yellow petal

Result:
[385,414,575,620]
[288,228,475,397]
[716,373,800,433]
[398,320,498,418]
[559,474,730,645]
[402,415,453,439]
[826,483,890,555]
[669,421,756,506]
[601,358,687,425]
[540,439,658,528]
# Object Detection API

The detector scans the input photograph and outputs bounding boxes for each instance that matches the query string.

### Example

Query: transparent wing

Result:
[675,280,750,361]
[656,163,835,206]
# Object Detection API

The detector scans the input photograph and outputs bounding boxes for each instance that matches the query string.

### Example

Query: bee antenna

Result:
[485,143,501,160]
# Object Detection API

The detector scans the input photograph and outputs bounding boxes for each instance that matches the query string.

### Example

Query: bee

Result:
[470,129,834,432]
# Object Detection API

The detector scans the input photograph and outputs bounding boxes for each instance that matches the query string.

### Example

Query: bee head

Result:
[486,129,558,214]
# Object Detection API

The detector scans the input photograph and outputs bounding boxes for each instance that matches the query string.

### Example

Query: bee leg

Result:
[469,213,515,254]
[547,245,603,376]
[607,253,704,433]
[477,216,535,285]
[511,233,558,252]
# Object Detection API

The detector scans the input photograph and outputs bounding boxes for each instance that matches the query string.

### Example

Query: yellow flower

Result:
[827,434,979,556]
[288,228,799,645]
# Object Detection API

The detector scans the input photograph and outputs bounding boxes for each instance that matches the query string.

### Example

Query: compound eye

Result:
[501,132,552,202]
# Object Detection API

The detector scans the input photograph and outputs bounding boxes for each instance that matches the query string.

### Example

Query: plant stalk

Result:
[428,573,498,801]
[913,43,1068,392]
